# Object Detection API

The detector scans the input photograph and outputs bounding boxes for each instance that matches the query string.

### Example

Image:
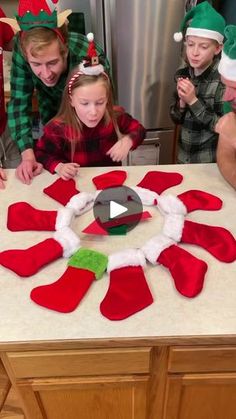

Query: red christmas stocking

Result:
[7,202,58,231]
[181,220,236,263]
[43,178,79,205]
[92,170,127,190]
[142,234,207,298]
[137,171,183,194]
[30,248,108,313]
[0,227,80,277]
[100,249,153,320]
[177,190,222,212]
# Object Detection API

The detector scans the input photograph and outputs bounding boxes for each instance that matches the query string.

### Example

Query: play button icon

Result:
[110,201,128,219]
[93,186,143,234]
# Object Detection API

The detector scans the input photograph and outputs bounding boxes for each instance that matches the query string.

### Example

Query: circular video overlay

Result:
[93,186,143,234]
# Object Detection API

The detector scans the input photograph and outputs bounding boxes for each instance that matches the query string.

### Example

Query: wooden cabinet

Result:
[2,348,151,419]
[164,346,236,419]
[2,344,236,419]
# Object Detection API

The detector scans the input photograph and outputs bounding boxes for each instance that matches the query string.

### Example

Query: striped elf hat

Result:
[218,25,236,82]
[174,1,225,44]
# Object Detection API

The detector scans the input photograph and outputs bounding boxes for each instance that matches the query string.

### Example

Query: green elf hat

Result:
[218,25,236,82]
[174,1,225,44]
[0,0,71,33]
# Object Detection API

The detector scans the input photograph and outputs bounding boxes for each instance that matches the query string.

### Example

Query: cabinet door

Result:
[18,375,148,419]
[4,348,151,419]
[164,373,236,419]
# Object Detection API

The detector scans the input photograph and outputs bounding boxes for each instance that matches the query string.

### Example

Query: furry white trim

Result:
[87,32,94,42]
[53,227,80,258]
[163,214,185,242]
[218,50,236,82]
[66,192,95,216]
[130,186,159,206]
[174,32,183,42]
[186,28,224,44]
[107,249,146,273]
[157,195,187,215]
[55,208,74,231]
[142,234,175,264]
[79,62,105,76]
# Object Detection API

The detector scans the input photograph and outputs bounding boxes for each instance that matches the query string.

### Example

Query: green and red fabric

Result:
[31,248,108,313]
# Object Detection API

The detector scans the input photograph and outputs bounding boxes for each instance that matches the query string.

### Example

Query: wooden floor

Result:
[0,388,24,419]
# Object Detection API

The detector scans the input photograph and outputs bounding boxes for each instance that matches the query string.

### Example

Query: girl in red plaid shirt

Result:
[35,46,145,180]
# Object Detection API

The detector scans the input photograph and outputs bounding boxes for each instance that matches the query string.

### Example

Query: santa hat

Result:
[68,33,106,95]
[218,25,236,82]
[174,1,225,44]
[0,0,71,33]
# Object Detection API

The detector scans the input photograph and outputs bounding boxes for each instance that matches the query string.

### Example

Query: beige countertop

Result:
[0,164,235,344]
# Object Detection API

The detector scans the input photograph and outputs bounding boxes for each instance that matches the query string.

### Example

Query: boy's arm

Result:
[116,112,146,150]
[187,80,225,131]
[7,36,35,153]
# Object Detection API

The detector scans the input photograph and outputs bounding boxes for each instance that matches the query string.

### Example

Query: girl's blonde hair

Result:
[20,25,68,59]
[54,67,121,160]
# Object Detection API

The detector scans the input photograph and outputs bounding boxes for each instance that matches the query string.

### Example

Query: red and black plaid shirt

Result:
[35,112,145,173]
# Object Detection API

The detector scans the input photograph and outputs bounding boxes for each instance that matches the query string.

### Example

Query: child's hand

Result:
[106,136,133,162]
[55,162,80,180]
[177,78,197,106]
[0,168,7,189]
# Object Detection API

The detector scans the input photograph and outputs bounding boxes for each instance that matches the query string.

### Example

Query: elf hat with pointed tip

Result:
[0,0,72,33]
[173,1,225,44]
[218,25,236,82]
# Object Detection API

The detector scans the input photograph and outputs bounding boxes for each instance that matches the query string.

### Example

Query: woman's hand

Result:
[107,136,133,162]
[55,162,80,180]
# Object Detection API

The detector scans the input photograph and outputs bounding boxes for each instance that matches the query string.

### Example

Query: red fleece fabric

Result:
[92,170,127,190]
[137,171,183,194]
[100,266,153,320]
[0,239,63,277]
[7,202,57,231]
[43,178,79,206]
[177,190,222,213]
[181,220,236,263]
[31,267,95,313]
[158,244,208,298]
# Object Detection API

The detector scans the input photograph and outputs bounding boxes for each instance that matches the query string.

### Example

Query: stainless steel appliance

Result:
[59,0,186,164]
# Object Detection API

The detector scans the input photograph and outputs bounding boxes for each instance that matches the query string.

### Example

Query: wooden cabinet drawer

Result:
[6,347,151,379]
[168,346,236,373]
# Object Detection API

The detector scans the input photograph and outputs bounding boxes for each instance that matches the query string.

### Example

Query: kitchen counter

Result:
[1,164,236,419]
[0,164,235,346]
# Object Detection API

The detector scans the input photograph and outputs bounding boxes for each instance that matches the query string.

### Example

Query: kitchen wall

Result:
[1,1,17,16]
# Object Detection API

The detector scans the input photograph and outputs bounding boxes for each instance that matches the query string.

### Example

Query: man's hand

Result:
[16,149,43,184]
[0,168,7,190]
[55,162,80,180]
[106,136,133,162]
[177,77,197,106]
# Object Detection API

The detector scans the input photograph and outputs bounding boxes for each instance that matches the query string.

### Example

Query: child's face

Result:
[185,36,222,71]
[71,80,108,128]
[25,39,67,87]
[221,76,236,112]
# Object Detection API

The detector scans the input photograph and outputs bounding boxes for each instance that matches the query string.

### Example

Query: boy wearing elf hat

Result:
[170,1,226,164]
[0,0,110,185]
[215,25,236,190]
[0,7,20,189]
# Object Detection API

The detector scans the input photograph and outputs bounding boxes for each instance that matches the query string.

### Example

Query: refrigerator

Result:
[58,0,186,164]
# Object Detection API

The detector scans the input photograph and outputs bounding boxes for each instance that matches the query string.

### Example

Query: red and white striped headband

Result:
[68,69,109,96]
